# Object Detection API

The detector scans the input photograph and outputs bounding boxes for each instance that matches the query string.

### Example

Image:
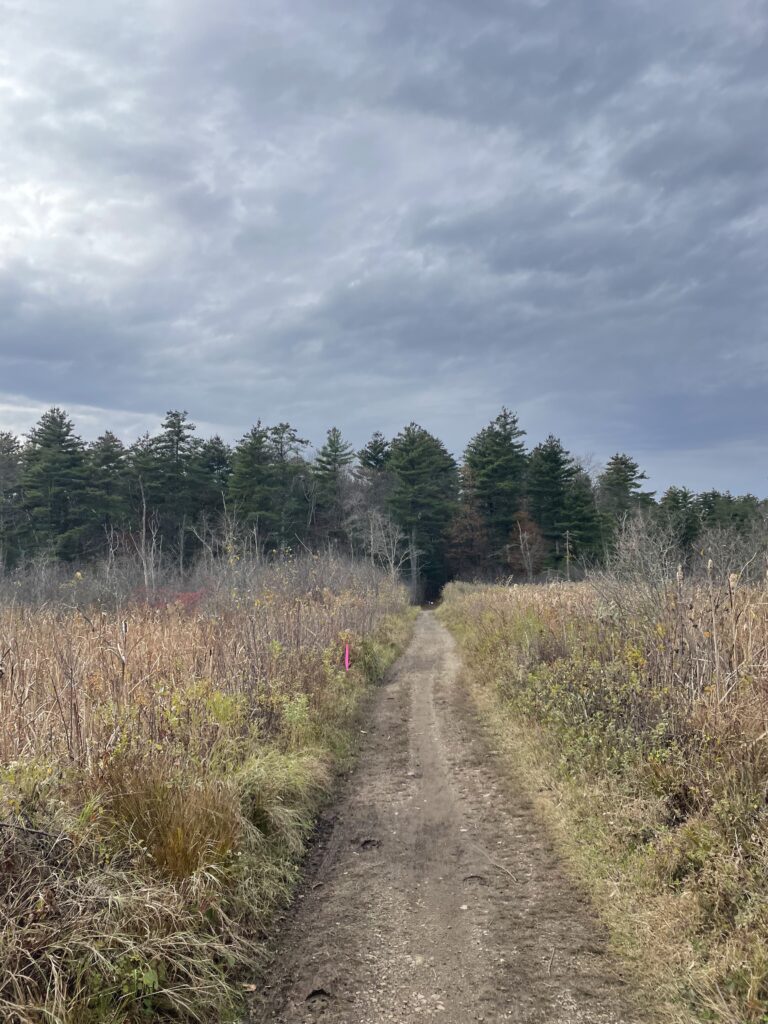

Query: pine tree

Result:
[597,453,655,540]
[195,436,232,520]
[313,427,354,545]
[228,423,273,537]
[463,408,527,559]
[128,411,208,560]
[387,423,458,596]
[659,486,701,547]
[228,423,309,550]
[127,432,159,524]
[526,435,576,565]
[21,408,91,560]
[358,432,390,471]
[355,431,393,512]
[563,467,603,563]
[696,489,727,528]
[315,428,354,482]
[87,432,130,532]
[731,494,762,529]
[0,432,23,564]
[265,423,310,550]
[154,410,204,518]
[696,490,761,532]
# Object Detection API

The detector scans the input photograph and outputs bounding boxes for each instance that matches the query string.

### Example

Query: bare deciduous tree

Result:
[347,508,410,582]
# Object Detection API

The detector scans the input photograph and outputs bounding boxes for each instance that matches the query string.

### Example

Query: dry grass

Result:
[440,569,768,1024]
[0,554,412,1022]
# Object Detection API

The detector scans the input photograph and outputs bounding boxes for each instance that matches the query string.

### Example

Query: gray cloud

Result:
[0,0,766,493]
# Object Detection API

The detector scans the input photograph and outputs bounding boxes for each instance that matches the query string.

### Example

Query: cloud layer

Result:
[1,0,766,493]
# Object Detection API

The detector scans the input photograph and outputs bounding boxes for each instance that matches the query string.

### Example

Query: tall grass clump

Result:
[0,552,412,1022]
[440,516,768,1024]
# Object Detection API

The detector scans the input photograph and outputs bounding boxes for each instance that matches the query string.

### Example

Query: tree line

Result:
[0,407,764,595]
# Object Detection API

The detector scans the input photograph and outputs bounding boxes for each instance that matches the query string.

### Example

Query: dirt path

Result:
[249,612,641,1024]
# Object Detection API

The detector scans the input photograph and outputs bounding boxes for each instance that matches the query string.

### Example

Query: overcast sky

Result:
[1,0,766,494]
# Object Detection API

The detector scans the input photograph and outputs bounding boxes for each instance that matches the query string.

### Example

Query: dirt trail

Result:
[249,612,641,1024]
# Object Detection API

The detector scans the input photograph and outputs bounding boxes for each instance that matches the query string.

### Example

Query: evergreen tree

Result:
[20,408,91,560]
[387,423,458,596]
[0,432,23,564]
[696,489,727,528]
[562,467,602,564]
[195,436,232,520]
[597,453,654,524]
[358,431,390,471]
[228,423,273,538]
[526,435,576,565]
[87,432,130,534]
[265,423,310,550]
[313,427,354,545]
[696,490,761,532]
[228,423,309,550]
[126,412,209,561]
[153,411,205,526]
[127,432,159,525]
[659,486,701,547]
[355,431,393,512]
[315,427,354,483]
[463,408,527,558]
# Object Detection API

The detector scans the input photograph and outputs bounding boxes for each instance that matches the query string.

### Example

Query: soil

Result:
[247,612,642,1024]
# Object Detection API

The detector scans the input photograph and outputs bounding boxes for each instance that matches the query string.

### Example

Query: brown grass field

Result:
[0,555,412,1022]
[440,569,768,1023]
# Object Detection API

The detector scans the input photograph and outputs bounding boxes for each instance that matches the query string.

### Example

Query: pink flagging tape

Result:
[344,643,350,672]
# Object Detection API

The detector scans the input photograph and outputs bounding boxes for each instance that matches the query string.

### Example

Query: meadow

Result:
[440,532,768,1024]
[0,553,412,1022]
